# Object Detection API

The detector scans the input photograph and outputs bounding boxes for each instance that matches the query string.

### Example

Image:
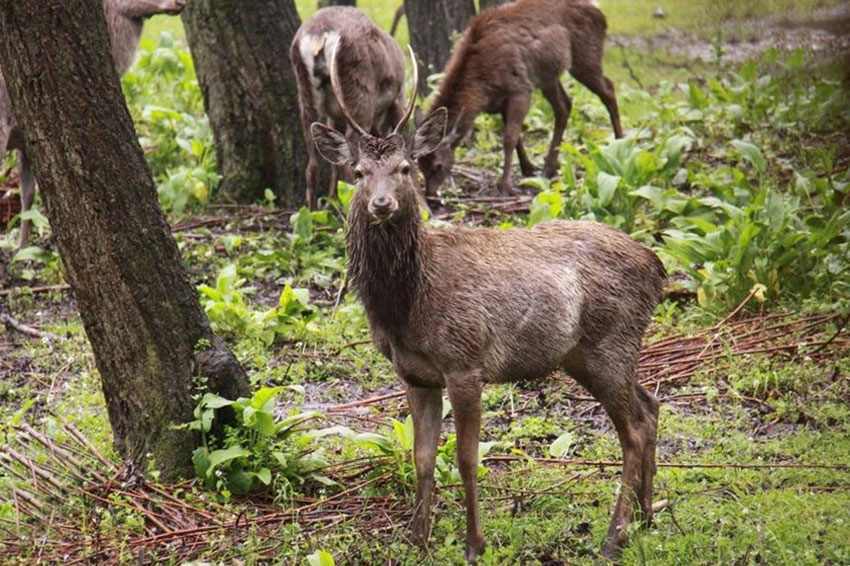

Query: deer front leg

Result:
[407,384,443,547]
[446,375,485,563]
[497,94,531,195]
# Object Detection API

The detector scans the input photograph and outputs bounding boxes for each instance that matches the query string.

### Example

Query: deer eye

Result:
[399,162,411,176]
[353,169,364,181]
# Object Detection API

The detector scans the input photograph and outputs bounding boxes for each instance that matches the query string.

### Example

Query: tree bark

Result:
[479,0,512,10]
[182,0,310,207]
[403,0,476,95]
[318,0,356,7]
[0,0,249,479]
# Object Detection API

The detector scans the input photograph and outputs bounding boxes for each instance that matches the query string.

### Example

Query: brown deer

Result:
[0,0,187,249]
[290,6,414,208]
[417,0,623,198]
[311,66,663,563]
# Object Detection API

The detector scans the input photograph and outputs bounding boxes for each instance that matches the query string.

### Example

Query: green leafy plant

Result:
[184,386,331,499]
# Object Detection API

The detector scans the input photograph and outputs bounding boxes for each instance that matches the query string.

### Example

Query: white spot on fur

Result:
[297,30,341,109]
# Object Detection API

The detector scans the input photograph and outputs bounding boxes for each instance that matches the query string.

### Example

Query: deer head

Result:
[310,45,449,224]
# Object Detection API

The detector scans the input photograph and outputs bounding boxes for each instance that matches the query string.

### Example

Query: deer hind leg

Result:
[565,351,656,559]
[515,135,536,177]
[446,374,485,563]
[18,149,35,249]
[569,63,624,139]
[497,93,531,195]
[540,81,572,178]
[406,384,443,547]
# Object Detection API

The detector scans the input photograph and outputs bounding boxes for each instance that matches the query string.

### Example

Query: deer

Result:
[310,50,663,564]
[417,0,624,198]
[0,0,187,249]
[290,6,414,209]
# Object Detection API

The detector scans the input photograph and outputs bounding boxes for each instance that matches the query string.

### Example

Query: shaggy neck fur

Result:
[347,203,426,335]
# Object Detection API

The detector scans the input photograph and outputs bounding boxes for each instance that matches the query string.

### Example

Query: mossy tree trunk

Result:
[0,0,250,479]
[403,0,475,95]
[182,0,308,207]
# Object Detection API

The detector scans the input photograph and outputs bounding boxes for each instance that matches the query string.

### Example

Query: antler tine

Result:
[392,45,419,135]
[329,37,369,138]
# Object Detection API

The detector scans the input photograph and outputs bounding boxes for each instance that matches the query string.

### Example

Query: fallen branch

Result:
[0,283,70,297]
[483,455,850,471]
[0,310,59,340]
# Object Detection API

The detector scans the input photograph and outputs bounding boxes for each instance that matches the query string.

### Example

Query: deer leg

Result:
[570,66,624,139]
[497,93,531,195]
[540,81,572,178]
[635,384,660,525]
[407,384,443,547]
[515,136,536,177]
[18,149,35,249]
[565,353,655,560]
[446,375,485,563]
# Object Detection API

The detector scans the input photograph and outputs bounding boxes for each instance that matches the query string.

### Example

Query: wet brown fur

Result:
[419,0,623,197]
[290,7,406,207]
[331,121,664,562]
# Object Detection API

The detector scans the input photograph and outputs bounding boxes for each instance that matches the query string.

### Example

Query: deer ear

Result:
[311,122,351,166]
[412,107,448,159]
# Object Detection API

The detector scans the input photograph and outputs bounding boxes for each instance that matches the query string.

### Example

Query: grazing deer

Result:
[417,0,623,198]
[311,61,663,563]
[0,0,187,249]
[291,6,413,208]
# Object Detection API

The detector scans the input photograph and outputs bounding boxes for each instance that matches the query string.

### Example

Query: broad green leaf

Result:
[192,447,211,478]
[307,549,335,566]
[730,140,766,175]
[201,393,235,410]
[19,208,49,229]
[549,431,575,458]
[206,445,250,477]
[597,172,621,207]
[255,467,272,485]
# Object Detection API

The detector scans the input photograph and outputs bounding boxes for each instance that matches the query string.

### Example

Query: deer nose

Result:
[369,194,398,219]
[373,195,391,209]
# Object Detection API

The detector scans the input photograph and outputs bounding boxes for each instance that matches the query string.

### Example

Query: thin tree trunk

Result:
[182,0,310,207]
[403,0,476,95]
[0,0,249,479]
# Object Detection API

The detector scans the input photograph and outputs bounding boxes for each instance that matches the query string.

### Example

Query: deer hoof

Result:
[543,159,560,179]
[410,517,431,548]
[464,534,486,563]
[496,180,515,196]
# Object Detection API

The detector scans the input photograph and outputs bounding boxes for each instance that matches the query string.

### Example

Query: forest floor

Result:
[2,1,850,564]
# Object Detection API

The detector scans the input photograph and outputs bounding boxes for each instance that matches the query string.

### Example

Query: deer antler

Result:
[329,37,369,138]
[393,45,419,135]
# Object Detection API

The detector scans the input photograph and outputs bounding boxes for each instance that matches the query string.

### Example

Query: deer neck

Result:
[347,206,426,334]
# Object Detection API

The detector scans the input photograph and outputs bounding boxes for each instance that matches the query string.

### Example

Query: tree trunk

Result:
[479,0,512,10]
[182,0,310,207]
[318,0,356,7]
[403,0,476,95]
[0,0,250,479]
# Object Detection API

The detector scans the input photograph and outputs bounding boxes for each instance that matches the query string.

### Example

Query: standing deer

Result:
[0,0,187,248]
[311,63,663,563]
[290,6,414,208]
[417,0,623,198]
